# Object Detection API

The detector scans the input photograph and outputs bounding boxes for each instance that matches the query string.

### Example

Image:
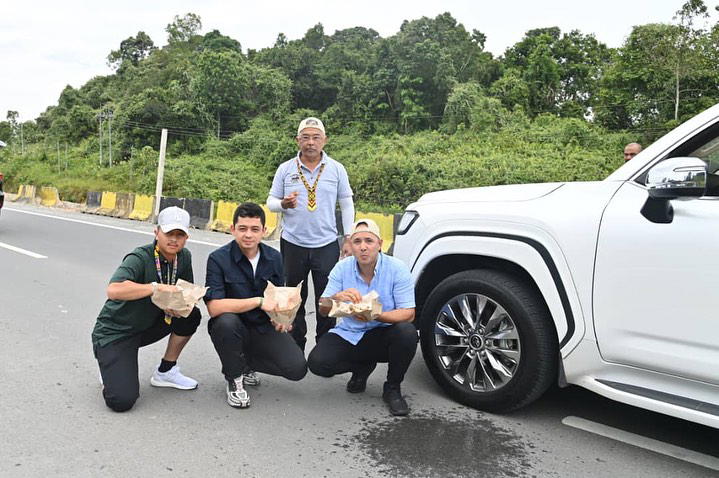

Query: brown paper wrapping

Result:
[263,281,303,326]
[151,279,208,317]
[327,290,383,321]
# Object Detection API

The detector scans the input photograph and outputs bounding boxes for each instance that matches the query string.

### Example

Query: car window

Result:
[687,136,719,175]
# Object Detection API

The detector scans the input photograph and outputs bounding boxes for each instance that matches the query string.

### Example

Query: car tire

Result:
[420,269,558,413]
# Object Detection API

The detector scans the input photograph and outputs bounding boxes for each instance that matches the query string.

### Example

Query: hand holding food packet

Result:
[325,290,383,322]
[151,279,208,317]
[263,281,303,327]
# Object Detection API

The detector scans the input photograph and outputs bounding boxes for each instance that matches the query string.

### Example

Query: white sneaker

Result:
[150,365,198,390]
[227,376,251,408]
[243,370,261,386]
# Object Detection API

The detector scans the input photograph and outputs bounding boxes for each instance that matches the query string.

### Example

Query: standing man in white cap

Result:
[92,206,202,412]
[267,117,355,353]
[308,219,417,416]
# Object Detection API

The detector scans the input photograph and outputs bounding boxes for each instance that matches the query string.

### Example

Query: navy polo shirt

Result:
[204,241,284,331]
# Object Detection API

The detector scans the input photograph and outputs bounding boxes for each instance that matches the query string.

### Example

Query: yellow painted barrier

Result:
[39,186,60,207]
[356,212,395,252]
[10,184,25,201]
[128,195,155,221]
[211,200,238,233]
[97,191,117,216]
[261,205,280,239]
[16,184,37,203]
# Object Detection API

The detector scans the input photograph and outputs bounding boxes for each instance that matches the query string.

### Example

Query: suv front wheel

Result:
[420,269,558,412]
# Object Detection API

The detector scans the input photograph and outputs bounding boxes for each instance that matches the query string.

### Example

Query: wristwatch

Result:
[151,281,158,293]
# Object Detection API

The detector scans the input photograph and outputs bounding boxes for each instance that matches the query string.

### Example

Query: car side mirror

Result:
[646,157,707,200]
[642,157,707,224]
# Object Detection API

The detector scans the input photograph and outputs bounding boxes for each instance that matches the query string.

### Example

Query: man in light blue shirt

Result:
[308,219,418,416]
[267,117,355,353]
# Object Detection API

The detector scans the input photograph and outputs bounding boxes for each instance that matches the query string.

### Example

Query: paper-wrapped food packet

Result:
[264,281,303,326]
[151,279,208,317]
[327,290,383,321]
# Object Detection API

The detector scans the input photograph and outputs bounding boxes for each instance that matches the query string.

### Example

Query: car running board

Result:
[597,379,719,417]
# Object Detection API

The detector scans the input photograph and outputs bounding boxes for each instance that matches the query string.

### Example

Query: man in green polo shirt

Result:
[92,206,202,412]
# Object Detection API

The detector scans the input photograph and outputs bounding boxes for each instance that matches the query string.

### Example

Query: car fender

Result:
[410,226,585,355]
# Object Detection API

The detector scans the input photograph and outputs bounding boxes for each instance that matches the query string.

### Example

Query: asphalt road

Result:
[1,203,717,478]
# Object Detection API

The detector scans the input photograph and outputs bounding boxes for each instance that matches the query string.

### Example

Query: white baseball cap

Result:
[157,206,190,234]
[297,117,325,136]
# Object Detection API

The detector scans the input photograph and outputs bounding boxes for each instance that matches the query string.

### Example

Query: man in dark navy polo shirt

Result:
[205,202,307,408]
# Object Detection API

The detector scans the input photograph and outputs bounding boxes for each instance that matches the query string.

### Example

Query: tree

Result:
[670,0,710,120]
[501,27,610,118]
[594,8,718,133]
[107,31,156,70]
[166,13,202,44]
[376,13,499,131]
[200,30,242,53]
[6,110,19,137]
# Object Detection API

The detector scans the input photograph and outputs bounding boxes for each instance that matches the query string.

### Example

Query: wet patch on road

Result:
[335,407,532,477]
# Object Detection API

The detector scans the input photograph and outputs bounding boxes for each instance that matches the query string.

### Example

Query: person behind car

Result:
[204,202,307,409]
[308,219,418,416]
[92,206,201,412]
[624,142,642,162]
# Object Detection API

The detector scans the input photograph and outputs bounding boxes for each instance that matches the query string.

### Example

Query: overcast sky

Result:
[0,0,710,122]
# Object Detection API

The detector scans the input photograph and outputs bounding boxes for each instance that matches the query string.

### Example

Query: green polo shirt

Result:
[92,243,194,347]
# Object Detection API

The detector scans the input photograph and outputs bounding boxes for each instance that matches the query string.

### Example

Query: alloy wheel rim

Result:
[433,293,521,392]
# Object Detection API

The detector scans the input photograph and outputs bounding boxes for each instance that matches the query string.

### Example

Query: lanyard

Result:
[154,245,178,325]
[296,159,326,211]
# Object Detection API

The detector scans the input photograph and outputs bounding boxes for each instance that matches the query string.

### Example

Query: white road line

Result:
[0,241,47,259]
[5,207,223,247]
[562,416,719,471]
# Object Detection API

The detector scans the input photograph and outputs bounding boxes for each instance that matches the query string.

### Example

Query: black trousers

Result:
[93,308,201,412]
[207,313,307,382]
[280,238,340,352]
[307,322,419,386]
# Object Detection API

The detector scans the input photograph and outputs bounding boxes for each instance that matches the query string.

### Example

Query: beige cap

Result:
[350,218,381,239]
[297,117,325,136]
[157,206,190,234]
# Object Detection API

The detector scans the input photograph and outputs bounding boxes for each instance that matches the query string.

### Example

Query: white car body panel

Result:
[393,102,719,428]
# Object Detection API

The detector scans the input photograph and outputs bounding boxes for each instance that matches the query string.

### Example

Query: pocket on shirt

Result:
[226,276,250,297]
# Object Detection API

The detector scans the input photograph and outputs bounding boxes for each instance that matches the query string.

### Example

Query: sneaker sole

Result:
[150,377,198,390]
[227,397,251,408]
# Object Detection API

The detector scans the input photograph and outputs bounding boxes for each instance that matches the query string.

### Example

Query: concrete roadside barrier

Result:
[16,184,37,204]
[9,185,24,202]
[97,191,117,216]
[261,205,280,240]
[39,186,61,207]
[184,198,213,230]
[159,196,184,214]
[83,191,102,214]
[356,211,396,253]
[10,185,25,202]
[111,193,135,218]
[211,200,238,233]
[128,195,154,221]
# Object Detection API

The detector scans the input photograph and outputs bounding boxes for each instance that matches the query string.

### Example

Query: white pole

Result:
[153,128,168,221]
[108,111,113,167]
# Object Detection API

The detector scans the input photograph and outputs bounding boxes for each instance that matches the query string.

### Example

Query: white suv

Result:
[393,104,719,429]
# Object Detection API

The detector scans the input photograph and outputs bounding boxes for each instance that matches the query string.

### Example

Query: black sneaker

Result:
[382,382,409,416]
[346,363,377,393]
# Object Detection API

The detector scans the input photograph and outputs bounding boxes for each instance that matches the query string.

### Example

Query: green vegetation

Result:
[1,2,717,211]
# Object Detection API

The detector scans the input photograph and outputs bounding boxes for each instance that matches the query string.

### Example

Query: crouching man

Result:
[92,207,201,412]
[205,202,307,408]
[308,219,417,416]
